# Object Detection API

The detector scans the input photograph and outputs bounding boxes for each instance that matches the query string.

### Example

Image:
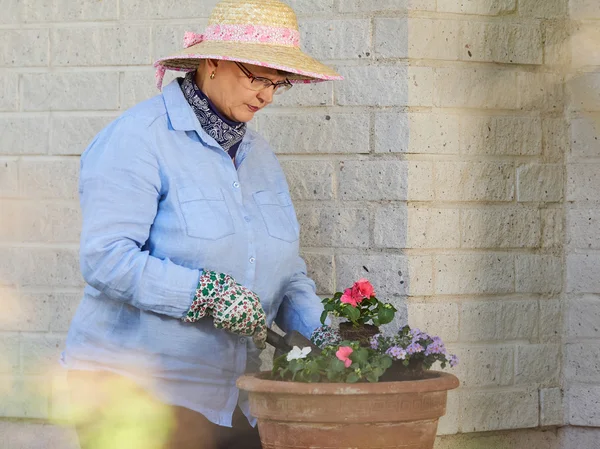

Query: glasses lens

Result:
[249,77,273,91]
[273,83,292,95]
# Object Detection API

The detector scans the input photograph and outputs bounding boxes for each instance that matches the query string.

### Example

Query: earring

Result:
[210,71,216,79]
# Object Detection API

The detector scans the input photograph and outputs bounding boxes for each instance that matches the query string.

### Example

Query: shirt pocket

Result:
[253,190,299,243]
[178,185,235,240]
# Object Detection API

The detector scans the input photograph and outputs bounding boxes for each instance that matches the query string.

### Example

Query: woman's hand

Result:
[184,271,267,348]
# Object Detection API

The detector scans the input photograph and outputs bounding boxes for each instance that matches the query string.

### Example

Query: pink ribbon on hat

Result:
[155,31,204,90]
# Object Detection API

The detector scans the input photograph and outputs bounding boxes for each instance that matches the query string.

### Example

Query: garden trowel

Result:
[266,328,322,357]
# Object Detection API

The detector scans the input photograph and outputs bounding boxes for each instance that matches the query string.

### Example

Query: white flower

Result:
[286,346,312,361]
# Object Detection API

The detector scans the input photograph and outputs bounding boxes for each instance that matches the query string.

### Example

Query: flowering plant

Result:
[320,279,397,327]
[370,325,458,370]
[272,341,393,383]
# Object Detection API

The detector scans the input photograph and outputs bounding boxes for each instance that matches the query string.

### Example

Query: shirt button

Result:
[233,181,240,188]
[239,337,246,343]
[249,257,256,264]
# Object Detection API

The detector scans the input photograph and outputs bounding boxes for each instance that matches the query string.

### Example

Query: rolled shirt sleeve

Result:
[79,116,200,319]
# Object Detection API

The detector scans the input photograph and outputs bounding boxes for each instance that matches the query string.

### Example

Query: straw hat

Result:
[153,0,343,89]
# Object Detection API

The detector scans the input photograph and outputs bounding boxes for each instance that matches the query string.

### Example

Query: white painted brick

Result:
[406,301,459,342]
[339,160,407,200]
[0,159,19,197]
[374,111,409,153]
[407,19,461,61]
[0,29,48,67]
[567,163,600,202]
[0,334,19,373]
[274,82,333,108]
[399,113,459,155]
[567,385,600,426]
[519,0,567,18]
[49,373,71,422]
[336,254,407,298]
[570,0,600,19]
[49,293,82,332]
[21,334,65,374]
[408,161,434,201]
[539,299,562,342]
[437,0,516,15]
[409,256,434,296]
[23,72,120,111]
[452,345,514,387]
[302,19,371,60]
[336,65,408,106]
[460,116,542,156]
[461,22,543,65]
[516,255,563,294]
[407,66,435,107]
[18,201,81,243]
[437,390,459,435]
[23,0,117,21]
[50,115,115,155]
[435,254,514,295]
[287,0,335,14]
[568,209,600,249]
[461,207,541,248]
[516,344,561,386]
[0,74,18,111]
[0,248,83,288]
[544,22,570,67]
[52,26,151,66]
[0,375,49,419]
[1,290,52,332]
[435,429,562,449]
[296,206,369,248]
[0,116,48,155]
[280,160,334,200]
[374,18,409,59]
[435,68,519,109]
[301,251,334,295]
[121,0,218,19]
[566,342,600,383]
[460,300,538,342]
[560,427,600,448]
[19,158,79,199]
[567,296,600,339]
[567,254,600,293]
[0,0,21,24]
[540,388,564,426]
[569,72,600,112]
[261,113,369,154]
[407,208,460,249]
[339,0,435,12]
[571,115,600,160]
[434,162,515,202]
[518,72,564,111]
[152,22,209,61]
[542,209,563,249]
[121,69,163,110]
[543,118,569,162]
[0,422,78,449]
[517,164,564,202]
[0,200,18,241]
[572,23,600,68]
[460,388,538,432]
[373,205,407,249]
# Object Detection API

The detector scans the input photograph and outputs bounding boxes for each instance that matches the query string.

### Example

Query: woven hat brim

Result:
[154,41,343,83]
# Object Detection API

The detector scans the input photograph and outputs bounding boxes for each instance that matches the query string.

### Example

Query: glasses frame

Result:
[234,62,293,95]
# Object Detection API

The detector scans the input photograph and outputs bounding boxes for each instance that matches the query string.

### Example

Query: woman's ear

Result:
[206,58,220,70]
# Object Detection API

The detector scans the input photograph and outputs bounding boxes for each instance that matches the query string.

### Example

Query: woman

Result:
[62,0,342,448]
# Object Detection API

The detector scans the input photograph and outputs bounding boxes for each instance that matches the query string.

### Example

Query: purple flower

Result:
[370,334,381,350]
[385,346,407,360]
[449,354,459,367]
[424,339,446,356]
[407,342,424,354]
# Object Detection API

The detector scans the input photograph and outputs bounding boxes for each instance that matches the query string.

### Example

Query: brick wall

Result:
[0,0,597,447]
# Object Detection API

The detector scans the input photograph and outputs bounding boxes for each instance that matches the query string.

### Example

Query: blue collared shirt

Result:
[62,79,325,427]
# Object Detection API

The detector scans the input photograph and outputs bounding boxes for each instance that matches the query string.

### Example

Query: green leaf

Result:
[352,347,369,364]
[345,306,360,322]
[329,358,346,373]
[377,307,395,325]
[320,310,328,325]
[381,356,393,369]
[366,373,378,383]
[346,372,360,383]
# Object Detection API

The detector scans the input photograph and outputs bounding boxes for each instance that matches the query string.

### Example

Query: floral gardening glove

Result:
[184,271,267,349]
[310,325,341,349]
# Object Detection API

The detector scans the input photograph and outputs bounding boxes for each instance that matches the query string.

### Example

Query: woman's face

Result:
[198,61,289,123]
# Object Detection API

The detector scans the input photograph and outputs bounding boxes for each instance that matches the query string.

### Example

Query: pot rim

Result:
[237,370,459,395]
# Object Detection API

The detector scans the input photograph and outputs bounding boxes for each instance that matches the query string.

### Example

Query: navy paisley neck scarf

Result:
[180,71,247,159]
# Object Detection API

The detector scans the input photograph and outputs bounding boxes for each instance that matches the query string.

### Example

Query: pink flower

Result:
[340,288,359,307]
[336,346,353,368]
[355,278,375,299]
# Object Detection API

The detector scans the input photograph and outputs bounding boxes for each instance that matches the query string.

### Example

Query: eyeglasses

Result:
[234,62,293,95]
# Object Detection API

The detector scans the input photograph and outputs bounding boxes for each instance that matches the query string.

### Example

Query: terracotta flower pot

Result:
[237,371,459,449]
